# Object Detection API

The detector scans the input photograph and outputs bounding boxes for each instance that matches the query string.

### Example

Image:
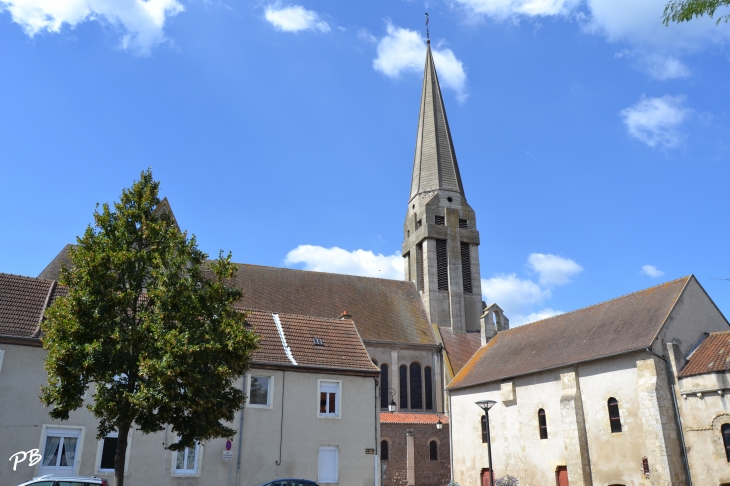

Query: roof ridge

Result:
[243,307,357,323]
[0,272,55,283]
[235,262,415,286]
[497,275,692,335]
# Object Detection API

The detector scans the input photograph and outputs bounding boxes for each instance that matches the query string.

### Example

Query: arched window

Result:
[399,365,408,410]
[481,415,489,443]
[722,424,730,462]
[380,364,389,409]
[410,363,422,410]
[424,366,433,411]
[608,397,622,433]
[380,440,389,461]
[538,408,548,439]
[429,440,438,461]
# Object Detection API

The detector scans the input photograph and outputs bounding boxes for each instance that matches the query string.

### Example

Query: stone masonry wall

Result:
[381,423,451,486]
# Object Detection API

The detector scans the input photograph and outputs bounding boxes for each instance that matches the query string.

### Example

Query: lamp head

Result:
[388,399,397,413]
[436,419,443,430]
[475,400,496,412]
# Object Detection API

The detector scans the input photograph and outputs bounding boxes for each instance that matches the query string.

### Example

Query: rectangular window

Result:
[436,240,448,291]
[458,219,468,229]
[248,375,272,407]
[416,244,424,292]
[319,381,339,417]
[99,433,118,472]
[461,243,472,294]
[40,428,81,476]
[175,444,199,474]
[434,215,445,225]
[318,446,339,483]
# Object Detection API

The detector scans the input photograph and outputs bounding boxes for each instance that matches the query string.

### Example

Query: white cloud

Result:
[284,245,403,279]
[373,23,468,101]
[481,273,551,309]
[641,264,665,277]
[454,0,579,20]
[620,95,691,148]
[0,0,184,54]
[522,308,563,324]
[527,253,583,285]
[264,3,330,33]
[616,51,691,80]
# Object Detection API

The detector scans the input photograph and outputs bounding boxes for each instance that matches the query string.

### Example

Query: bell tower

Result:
[402,41,483,333]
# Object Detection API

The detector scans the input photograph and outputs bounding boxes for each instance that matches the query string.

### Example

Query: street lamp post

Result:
[475,400,497,486]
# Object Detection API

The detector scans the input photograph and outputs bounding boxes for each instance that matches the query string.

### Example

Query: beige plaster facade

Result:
[0,342,379,486]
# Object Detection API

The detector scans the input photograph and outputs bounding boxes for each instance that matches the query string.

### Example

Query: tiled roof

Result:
[437,327,481,375]
[448,277,693,390]
[679,331,730,377]
[38,244,74,280]
[231,264,435,345]
[380,412,449,425]
[0,273,55,338]
[245,309,380,374]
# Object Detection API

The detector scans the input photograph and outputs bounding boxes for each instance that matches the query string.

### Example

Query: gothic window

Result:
[722,424,730,462]
[399,365,408,410]
[424,366,433,411]
[435,215,445,225]
[461,243,472,294]
[481,415,489,443]
[380,364,389,409]
[436,240,448,291]
[410,363,422,410]
[429,440,438,461]
[380,440,389,461]
[417,244,424,292]
[538,409,548,439]
[458,219,468,229]
[607,397,622,433]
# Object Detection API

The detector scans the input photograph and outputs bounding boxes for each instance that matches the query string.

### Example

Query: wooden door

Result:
[481,468,493,486]
[556,466,569,486]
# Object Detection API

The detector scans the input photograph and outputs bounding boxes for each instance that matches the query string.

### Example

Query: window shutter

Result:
[318,447,338,483]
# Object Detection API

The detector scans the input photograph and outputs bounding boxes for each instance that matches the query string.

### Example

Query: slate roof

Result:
[38,244,73,280]
[410,43,464,200]
[679,331,730,378]
[380,412,449,425]
[0,273,59,338]
[232,264,435,346]
[437,327,482,375]
[448,276,693,391]
[245,309,380,375]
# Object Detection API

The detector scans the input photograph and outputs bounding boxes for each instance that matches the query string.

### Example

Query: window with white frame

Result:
[318,446,339,483]
[248,375,272,407]
[40,428,81,476]
[175,444,200,474]
[319,381,340,417]
[98,432,118,472]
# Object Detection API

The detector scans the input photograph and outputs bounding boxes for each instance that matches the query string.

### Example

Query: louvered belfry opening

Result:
[417,243,424,292]
[434,215,445,225]
[461,242,472,294]
[458,219,468,229]
[436,240,448,291]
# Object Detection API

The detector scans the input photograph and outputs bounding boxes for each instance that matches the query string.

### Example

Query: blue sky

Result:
[1,0,729,326]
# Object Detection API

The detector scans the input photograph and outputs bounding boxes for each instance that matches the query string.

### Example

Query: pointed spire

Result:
[409,43,464,201]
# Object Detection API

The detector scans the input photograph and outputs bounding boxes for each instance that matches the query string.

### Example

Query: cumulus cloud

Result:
[373,23,467,101]
[454,0,579,20]
[284,245,403,279]
[617,51,691,80]
[528,253,583,285]
[0,0,184,54]
[264,3,330,33]
[641,265,665,277]
[620,95,691,148]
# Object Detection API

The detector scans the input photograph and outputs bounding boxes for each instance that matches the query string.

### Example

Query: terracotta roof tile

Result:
[438,328,481,375]
[246,309,379,374]
[0,273,55,338]
[380,412,448,425]
[448,277,692,390]
[679,331,730,378]
[232,264,435,345]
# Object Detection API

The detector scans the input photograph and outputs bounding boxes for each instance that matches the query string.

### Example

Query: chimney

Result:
[338,310,352,320]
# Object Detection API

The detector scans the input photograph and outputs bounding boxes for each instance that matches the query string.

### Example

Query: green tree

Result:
[663,0,730,25]
[40,170,258,486]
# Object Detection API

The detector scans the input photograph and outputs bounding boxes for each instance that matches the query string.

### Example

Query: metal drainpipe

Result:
[645,347,692,486]
[235,372,246,486]
[447,390,454,484]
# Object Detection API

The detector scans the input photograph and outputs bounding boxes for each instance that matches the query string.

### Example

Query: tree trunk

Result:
[114,420,132,486]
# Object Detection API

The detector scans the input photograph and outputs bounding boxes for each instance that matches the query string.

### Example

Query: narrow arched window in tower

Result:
[399,365,408,410]
[429,440,438,461]
[410,363,422,409]
[607,397,622,433]
[538,409,548,439]
[424,366,433,410]
[461,243,472,294]
[380,364,389,409]
[381,440,389,461]
[436,240,448,291]
[722,424,730,461]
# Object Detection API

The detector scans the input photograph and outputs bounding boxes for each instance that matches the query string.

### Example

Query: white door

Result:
[39,428,81,476]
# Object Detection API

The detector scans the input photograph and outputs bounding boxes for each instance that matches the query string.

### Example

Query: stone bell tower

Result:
[402,41,483,333]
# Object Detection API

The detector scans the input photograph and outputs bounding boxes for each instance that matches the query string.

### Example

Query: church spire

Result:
[409,42,464,202]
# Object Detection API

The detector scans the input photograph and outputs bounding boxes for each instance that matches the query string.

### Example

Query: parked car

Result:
[256,479,319,486]
[13,476,109,486]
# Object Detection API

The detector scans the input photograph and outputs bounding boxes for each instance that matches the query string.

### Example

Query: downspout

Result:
[235,372,246,486]
[447,390,454,484]
[645,347,691,486]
